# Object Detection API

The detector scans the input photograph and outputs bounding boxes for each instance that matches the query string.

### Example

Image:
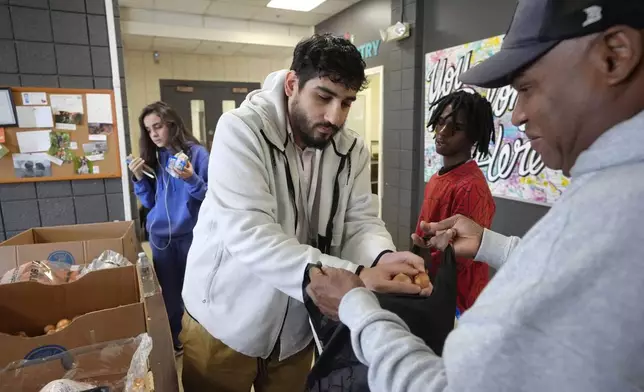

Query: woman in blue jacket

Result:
[128,101,209,354]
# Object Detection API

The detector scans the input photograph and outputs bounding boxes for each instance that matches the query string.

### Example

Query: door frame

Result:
[159,80,260,150]
[364,66,385,218]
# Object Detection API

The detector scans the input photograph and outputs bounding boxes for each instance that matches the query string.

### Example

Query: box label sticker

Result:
[24,344,67,361]
[48,250,75,265]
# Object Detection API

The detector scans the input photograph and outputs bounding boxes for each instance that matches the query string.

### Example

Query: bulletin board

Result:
[0,87,122,183]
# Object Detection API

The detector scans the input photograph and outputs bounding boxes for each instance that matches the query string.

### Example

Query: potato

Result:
[393,273,412,284]
[44,324,55,334]
[413,272,431,289]
[56,319,70,331]
[46,329,56,335]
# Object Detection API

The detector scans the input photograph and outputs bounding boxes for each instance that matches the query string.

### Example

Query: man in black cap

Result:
[305,1,644,390]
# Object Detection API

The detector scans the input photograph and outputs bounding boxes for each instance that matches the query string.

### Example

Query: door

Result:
[160,80,261,151]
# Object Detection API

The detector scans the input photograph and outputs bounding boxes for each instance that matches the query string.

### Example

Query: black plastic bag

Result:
[303,245,458,392]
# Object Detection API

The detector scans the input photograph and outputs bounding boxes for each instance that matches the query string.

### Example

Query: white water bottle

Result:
[137,252,159,298]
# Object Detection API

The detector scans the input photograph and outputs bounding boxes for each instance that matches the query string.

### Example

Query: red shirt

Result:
[416,160,496,312]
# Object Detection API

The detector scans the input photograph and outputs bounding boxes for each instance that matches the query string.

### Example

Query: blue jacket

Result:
[133,144,209,238]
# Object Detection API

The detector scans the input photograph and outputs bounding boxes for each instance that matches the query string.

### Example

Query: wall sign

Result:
[344,32,382,60]
[424,35,570,205]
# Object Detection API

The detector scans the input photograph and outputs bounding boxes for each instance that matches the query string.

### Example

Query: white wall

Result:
[124,49,291,154]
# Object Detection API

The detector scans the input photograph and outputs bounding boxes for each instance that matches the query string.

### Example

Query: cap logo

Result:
[582,5,603,27]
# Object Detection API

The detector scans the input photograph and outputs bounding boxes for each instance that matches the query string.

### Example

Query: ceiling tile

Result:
[310,0,353,15]
[119,0,154,8]
[120,7,156,22]
[206,1,263,19]
[238,43,291,56]
[123,35,154,50]
[252,6,323,25]
[204,15,250,30]
[153,37,202,52]
[193,40,242,55]
[232,0,270,5]
[153,9,204,26]
[154,0,212,14]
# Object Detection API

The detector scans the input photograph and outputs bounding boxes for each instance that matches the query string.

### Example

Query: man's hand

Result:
[421,215,484,259]
[411,231,430,249]
[306,267,365,320]
[360,251,431,296]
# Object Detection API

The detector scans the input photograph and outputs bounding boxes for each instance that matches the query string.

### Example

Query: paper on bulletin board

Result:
[86,94,113,124]
[45,154,64,166]
[70,141,78,150]
[51,95,83,129]
[17,130,51,153]
[86,154,104,162]
[0,144,9,160]
[13,152,52,178]
[89,134,107,141]
[50,95,83,114]
[56,123,77,131]
[0,91,17,126]
[16,106,54,128]
[21,92,48,106]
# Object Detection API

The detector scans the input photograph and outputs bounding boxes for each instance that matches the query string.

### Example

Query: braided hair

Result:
[427,90,495,157]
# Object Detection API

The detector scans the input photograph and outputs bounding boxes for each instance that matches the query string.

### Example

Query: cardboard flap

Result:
[1,230,36,246]
[0,221,138,266]
[84,238,125,263]
[32,221,133,243]
[0,266,139,336]
[0,247,18,276]
[0,303,146,375]
[120,223,138,264]
[15,242,85,265]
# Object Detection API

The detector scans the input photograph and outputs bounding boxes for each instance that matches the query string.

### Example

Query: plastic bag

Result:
[0,333,153,392]
[79,250,132,278]
[0,251,132,285]
[303,245,458,392]
[39,379,96,392]
[0,261,82,285]
[124,333,152,392]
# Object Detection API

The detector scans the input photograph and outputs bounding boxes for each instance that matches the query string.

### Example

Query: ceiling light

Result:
[266,0,326,12]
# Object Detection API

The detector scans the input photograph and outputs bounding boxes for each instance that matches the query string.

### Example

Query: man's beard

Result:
[290,99,341,150]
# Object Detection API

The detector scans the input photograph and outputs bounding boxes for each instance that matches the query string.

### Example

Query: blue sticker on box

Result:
[48,250,75,265]
[24,344,67,360]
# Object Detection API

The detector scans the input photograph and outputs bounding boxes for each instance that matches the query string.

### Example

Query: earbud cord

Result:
[149,150,172,251]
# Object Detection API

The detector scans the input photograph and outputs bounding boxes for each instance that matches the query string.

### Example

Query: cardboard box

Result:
[0,221,138,277]
[0,336,142,391]
[0,265,146,369]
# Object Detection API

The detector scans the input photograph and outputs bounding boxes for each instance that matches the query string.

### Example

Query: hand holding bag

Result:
[303,245,458,392]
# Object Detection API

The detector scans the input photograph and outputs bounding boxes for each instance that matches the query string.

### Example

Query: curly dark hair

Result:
[290,33,368,92]
[427,90,495,157]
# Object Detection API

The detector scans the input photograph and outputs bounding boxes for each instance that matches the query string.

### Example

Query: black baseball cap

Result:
[460,0,644,88]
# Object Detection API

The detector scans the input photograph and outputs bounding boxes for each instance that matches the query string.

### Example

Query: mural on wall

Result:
[424,35,570,205]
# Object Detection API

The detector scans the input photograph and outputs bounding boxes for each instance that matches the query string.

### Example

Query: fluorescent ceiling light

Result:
[266,0,327,12]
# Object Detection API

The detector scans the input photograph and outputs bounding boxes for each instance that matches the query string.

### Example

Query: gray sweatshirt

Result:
[339,110,644,392]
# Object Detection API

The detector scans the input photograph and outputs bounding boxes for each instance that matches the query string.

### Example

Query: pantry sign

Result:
[424,35,570,205]
[344,32,382,60]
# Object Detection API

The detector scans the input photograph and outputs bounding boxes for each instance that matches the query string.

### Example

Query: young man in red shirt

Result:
[412,90,496,313]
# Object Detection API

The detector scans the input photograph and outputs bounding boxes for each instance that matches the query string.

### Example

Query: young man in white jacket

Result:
[307,0,644,391]
[181,34,430,391]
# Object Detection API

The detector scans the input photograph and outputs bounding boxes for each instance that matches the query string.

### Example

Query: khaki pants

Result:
[180,313,313,392]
